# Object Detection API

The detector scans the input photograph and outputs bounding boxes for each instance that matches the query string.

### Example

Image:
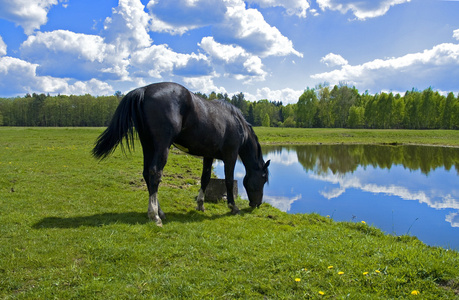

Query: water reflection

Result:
[213,145,459,250]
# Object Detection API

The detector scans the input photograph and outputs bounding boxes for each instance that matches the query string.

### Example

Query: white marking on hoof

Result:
[148,193,163,226]
[196,189,205,212]
[155,218,163,227]
[148,212,163,226]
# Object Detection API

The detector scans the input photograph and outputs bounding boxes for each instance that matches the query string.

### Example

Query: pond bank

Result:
[254,127,459,148]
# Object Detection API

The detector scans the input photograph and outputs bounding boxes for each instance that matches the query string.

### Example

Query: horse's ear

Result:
[264,160,270,170]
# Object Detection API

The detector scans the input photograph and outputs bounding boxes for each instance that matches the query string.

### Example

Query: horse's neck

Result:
[239,134,260,172]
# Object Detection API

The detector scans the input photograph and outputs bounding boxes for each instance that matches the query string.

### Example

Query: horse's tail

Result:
[92,88,145,160]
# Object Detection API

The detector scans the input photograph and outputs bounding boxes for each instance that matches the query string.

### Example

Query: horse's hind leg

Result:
[196,157,213,212]
[143,145,169,227]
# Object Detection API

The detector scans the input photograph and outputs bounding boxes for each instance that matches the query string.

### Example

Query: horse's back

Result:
[139,83,191,138]
[139,82,247,158]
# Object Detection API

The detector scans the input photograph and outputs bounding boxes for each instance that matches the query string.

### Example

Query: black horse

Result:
[93,82,270,226]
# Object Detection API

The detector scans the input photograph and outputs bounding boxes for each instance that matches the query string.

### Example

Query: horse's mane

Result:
[214,100,265,169]
[215,99,252,142]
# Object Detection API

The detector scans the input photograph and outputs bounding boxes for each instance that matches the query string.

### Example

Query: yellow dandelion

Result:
[295,278,301,282]
[302,268,307,271]
[375,270,381,274]
[328,266,333,269]
[363,272,369,275]
[338,271,344,275]
[326,215,330,218]
[318,291,325,296]
[361,220,366,224]
[411,290,420,295]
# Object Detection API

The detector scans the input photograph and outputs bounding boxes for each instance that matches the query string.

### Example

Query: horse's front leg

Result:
[224,158,239,214]
[196,157,213,212]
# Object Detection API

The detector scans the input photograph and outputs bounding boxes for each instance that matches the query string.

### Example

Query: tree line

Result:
[1,85,458,129]
[0,93,120,127]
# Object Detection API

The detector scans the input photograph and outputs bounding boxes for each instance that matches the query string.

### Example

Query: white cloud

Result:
[248,86,303,104]
[316,0,411,20]
[103,0,152,53]
[130,44,211,78]
[454,29,459,41]
[4,0,222,96]
[0,0,61,35]
[147,0,302,58]
[20,30,127,81]
[249,0,311,18]
[0,35,6,56]
[64,78,113,95]
[199,36,266,80]
[0,56,113,96]
[183,76,227,94]
[320,53,348,67]
[147,0,227,34]
[216,0,303,57]
[311,43,459,92]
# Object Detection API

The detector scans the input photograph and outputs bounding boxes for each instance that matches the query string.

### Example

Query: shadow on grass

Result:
[165,207,255,224]
[32,212,149,229]
[32,207,255,229]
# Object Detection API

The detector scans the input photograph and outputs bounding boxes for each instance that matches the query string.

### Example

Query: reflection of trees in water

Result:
[263,145,459,175]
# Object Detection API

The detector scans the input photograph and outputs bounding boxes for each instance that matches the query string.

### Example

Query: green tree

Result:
[392,95,405,129]
[330,84,359,128]
[317,85,333,127]
[441,92,455,129]
[280,104,295,126]
[231,92,248,118]
[348,106,365,128]
[296,88,318,127]
[262,113,270,127]
[253,100,280,126]
[247,104,255,125]
[403,90,421,129]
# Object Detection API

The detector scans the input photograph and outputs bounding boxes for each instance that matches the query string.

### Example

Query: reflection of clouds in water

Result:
[320,186,346,199]
[235,172,245,179]
[446,212,459,227]
[312,172,459,211]
[264,194,302,212]
[265,150,298,166]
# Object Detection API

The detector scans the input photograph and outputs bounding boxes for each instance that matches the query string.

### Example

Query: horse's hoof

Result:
[228,204,240,215]
[196,206,205,212]
[148,212,163,227]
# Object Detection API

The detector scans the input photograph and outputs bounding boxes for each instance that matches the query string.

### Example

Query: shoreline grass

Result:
[1,127,458,298]
[254,127,459,148]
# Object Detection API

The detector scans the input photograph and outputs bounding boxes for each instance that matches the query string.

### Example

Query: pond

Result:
[213,144,459,250]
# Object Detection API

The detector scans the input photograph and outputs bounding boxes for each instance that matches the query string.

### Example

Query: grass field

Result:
[1,127,458,299]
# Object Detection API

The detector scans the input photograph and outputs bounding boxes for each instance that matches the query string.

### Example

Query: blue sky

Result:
[0,0,458,103]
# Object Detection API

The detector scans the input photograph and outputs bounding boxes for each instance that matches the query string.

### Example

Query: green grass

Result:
[255,127,459,147]
[1,127,458,299]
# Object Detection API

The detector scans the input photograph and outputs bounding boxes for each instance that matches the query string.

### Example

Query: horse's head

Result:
[244,160,270,208]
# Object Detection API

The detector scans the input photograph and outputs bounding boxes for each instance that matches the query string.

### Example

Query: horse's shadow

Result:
[32,208,254,229]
